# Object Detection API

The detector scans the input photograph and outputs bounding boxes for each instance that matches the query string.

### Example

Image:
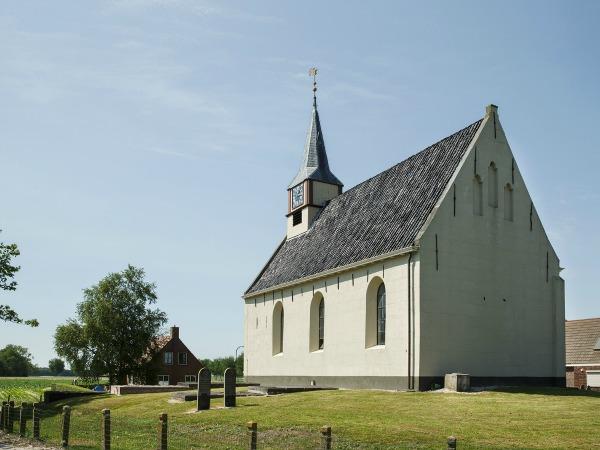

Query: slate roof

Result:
[246,118,483,296]
[288,100,343,188]
[565,318,600,365]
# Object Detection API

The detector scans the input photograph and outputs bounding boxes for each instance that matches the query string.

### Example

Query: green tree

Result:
[0,345,35,376]
[48,358,65,375]
[0,230,38,326]
[54,265,167,384]
[200,353,243,377]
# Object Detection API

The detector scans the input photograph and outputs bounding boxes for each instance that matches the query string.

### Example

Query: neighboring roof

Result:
[565,318,600,365]
[246,118,483,295]
[288,99,343,188]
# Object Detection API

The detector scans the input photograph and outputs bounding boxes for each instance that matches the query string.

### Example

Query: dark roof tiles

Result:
[246,118,483,295]
[288,102,343,188]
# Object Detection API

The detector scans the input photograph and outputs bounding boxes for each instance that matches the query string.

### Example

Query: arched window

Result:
[473,175,483,216]
[365,278,386,348]
[272,302,284,355]
[318,298,324,349]
[488,162,498,207]
[309,293,324,351]
[504,183,514,221]
[376,284,386,346]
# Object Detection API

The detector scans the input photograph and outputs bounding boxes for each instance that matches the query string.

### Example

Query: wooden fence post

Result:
[102,409,111,450]
[19,402,29,437]
[32,403,41,440]
[247,421,257,450]
[0,401,6,431]
[159,413,168,450]
[7,401,15,433]
[447,435,457,449]
[61,405,71,448]
[320,425,332,449]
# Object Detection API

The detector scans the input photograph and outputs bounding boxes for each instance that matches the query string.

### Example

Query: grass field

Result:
[8,386,600,449]
[0,376,90,403]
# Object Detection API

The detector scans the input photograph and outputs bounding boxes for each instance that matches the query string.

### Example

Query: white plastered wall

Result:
[243,254,420,380]
[417,111,565,379]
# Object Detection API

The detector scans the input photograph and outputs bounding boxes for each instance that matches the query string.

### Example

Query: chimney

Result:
[170,326,179,339]
[485,104,498,117]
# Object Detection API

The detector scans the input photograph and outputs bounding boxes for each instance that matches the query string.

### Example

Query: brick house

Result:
[152,326,203,385]
[565,318,600,390]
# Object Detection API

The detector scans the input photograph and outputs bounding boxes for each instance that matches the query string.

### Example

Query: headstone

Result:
[224,368,236,407]
[444,373,470,392]
[196,367,211,410]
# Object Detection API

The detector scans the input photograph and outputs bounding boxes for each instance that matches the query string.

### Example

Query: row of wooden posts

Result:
[1,399,459,449]
[0,401,42,440]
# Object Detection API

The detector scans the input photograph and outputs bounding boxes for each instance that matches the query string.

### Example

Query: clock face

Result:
[291,184,304,209]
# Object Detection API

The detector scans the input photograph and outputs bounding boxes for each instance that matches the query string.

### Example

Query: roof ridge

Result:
[567,318,600,322]
[326,117,484,202]
[246,115,484,295]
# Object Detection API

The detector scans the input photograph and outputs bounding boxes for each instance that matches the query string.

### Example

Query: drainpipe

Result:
[407,252,413,391]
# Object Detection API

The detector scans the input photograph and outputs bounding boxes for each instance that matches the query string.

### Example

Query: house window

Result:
[318,298,325,350]
[178,352,188,365]
[293,209,302,226]
[158,375,169,386]
[164,352,173,365]
[504,183,514,221]
[376,284,386,346]
[272,302,284,355]
[473,175,483,216]
[488,162,498,207]
[184,375,197,383]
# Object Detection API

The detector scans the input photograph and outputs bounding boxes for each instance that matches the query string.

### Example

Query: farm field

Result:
[8,386,600,449]
[0,376,90,403]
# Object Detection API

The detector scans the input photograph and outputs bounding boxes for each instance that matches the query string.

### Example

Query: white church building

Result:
[243,88,565,390]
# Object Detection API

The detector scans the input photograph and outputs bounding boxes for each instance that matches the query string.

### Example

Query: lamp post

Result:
[235,345,244,377]
[235,345,244,362]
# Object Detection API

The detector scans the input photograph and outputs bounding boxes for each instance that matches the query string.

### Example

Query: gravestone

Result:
[224,368,236,407]
[197,367,211,410]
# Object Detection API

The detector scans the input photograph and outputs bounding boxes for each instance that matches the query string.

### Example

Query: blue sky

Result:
[1,1,599,367]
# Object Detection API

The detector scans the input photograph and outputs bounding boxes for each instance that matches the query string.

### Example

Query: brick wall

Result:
[153,327,203,385]
[566,365,600,389]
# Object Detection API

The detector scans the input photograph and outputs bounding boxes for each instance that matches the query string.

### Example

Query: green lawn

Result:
[10,387,599,449]
[0,376,90,403]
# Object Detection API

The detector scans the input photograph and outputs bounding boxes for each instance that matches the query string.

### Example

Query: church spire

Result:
[288,68,343,189]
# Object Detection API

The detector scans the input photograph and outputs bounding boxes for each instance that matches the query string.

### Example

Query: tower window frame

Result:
[292,209,302,226]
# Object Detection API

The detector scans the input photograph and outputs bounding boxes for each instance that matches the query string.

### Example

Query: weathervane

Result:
[309,67,318,105]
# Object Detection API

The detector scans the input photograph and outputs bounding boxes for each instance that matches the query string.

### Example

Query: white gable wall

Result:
[416,112,565,382]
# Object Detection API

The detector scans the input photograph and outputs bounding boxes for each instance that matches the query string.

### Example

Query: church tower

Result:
[287,68,343,239]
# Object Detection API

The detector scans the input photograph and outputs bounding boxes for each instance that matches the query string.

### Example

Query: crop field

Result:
[0,376,89,403]
[3,386,600,449]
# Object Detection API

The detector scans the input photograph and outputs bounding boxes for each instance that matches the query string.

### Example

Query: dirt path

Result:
[0,433,57,450]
